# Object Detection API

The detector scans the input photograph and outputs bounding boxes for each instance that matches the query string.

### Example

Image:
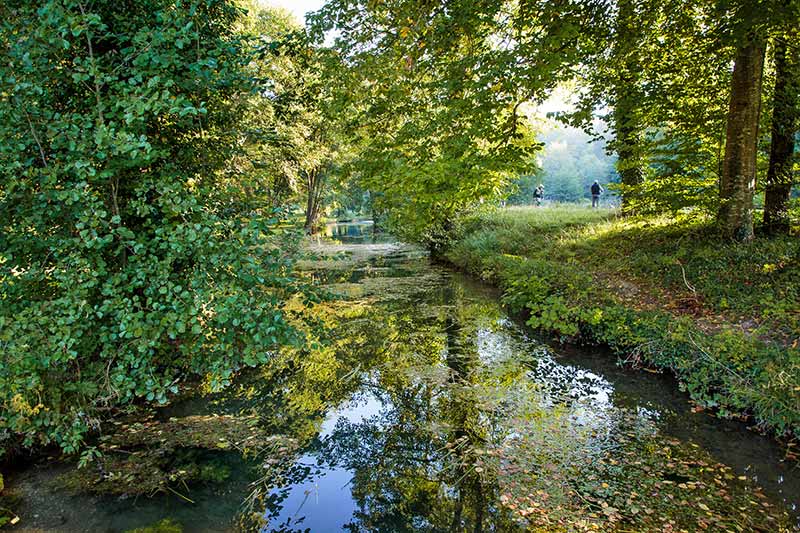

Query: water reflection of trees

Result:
[235,256,793,533]
[236,266,644,531]
[304,284,522,533]
[47,248,793,532]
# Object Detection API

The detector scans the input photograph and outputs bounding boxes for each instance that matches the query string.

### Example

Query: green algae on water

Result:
[57,414,298,497]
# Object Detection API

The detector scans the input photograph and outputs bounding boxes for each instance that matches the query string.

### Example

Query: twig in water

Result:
[166,485,195,504]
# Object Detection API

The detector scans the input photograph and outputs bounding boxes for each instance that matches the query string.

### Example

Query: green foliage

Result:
[222,2,304,205]
[551,0,800,222]
[2,0,797,462]
[257,26,353,231]
[555,0,735,215]
[447,206,800,438]
[0,1,312,453]
[311,0,797,230]
[309,0,587,242]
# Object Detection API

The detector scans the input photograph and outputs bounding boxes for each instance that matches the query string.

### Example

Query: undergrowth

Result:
[445,205,800,439]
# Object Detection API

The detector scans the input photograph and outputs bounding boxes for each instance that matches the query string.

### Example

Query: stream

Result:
[6,222,799,532]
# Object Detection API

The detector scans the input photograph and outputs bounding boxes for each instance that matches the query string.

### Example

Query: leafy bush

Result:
[0,1,310,453]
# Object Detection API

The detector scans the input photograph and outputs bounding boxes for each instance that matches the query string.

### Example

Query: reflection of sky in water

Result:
[533,356,612,406]
[322,221,395,245]
[6,224,797,532]
[264,231,799,529]
[267,394,385,531]
[478,319,669,447]
[475,325,518,364]
[477,319,614,406]
[319,392,384,438]
[267,315,663,531]
[266,462,355,532]
[476,318,629,425]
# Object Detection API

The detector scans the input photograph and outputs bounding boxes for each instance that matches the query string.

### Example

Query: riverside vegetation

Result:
[446,206,800,440]
[2,0,800,530]
[5,231,797,531]
[3,0,799,460]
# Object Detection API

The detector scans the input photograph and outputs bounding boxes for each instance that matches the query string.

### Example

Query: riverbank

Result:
[445,206,800,441]
[3,223,798,531]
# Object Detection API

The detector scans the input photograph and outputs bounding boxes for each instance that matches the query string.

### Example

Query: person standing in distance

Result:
[590,180,604,208]
[533,184,545,206]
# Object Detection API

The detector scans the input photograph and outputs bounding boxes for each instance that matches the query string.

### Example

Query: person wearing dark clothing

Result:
[590,180,603,208]
[533,184,544,206]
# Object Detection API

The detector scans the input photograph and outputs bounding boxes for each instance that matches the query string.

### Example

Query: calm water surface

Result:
[7,222,799,532]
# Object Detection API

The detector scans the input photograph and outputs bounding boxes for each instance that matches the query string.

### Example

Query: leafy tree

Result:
[556,0,799,230]
[764,30,800,234]
[718,21,767,241]
[562,0,732,215]
[0,0,310,453]
[639,4,733,216]
[716,0,800,240]
[308,0,564,244]
[243,16,354,234]
[609,0,646,214]
[230,3,305,206]
[267,41,349,233]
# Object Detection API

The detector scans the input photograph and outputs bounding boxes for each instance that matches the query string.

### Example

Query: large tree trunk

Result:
[718,34,766,242]
[612,0,644,215]
[764,37,798,235]
[304,168,325,234]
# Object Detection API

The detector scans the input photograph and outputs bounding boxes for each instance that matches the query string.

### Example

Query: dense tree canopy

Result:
[0,0,315,452]
[308,0,555,243]
[307,0,798,238]
[1,0,798,455]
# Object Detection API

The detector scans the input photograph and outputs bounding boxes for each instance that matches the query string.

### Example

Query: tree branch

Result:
[78,2,105,124]
[24,109,48,168]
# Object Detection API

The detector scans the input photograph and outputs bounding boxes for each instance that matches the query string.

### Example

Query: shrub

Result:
[0,1,311,453]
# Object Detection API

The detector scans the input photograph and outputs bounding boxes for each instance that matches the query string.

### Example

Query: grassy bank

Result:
[445,206,800,440]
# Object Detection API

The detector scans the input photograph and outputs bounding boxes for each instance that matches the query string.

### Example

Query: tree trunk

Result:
[764,37,798,235]
[304,168,325,234]
[718,34,766,242]
[612,0,644,215]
